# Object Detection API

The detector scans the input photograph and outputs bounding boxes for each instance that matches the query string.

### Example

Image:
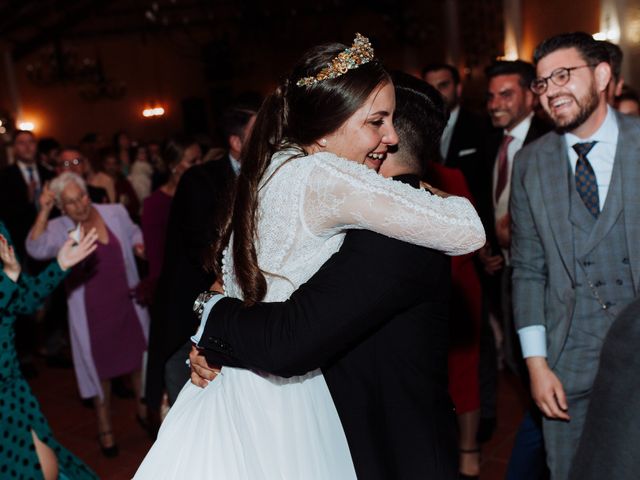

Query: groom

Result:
[190,73,461,479]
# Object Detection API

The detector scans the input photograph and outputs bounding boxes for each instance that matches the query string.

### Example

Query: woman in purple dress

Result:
[26,172,150,458]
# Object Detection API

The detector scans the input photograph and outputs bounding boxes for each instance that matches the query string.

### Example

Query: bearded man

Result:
[510,32,640,480]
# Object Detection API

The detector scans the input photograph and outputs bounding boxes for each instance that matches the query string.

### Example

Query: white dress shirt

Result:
[440,105,460,159]
[518,106,619,358]
[16,160,41,188]
[493,113,533,263]
[229,153,241,176]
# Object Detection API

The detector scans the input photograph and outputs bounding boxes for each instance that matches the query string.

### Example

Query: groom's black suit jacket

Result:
[199,175,459,479]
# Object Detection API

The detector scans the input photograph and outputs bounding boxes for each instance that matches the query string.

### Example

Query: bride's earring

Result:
[320,138,327,147]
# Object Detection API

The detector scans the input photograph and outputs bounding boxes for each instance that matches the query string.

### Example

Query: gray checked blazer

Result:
[509,111,640,368]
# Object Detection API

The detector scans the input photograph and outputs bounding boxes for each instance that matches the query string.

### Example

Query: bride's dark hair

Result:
[211,40,390,305]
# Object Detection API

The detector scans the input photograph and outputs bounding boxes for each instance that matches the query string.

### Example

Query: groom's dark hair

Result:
[389,71,448,176]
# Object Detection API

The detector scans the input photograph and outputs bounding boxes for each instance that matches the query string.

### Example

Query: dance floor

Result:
[31,358,527,479]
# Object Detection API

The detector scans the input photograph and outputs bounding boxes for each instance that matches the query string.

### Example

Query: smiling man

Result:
[510,32,640,479]
[482,60,552,480]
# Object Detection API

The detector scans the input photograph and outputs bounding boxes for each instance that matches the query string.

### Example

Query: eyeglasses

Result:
[60,158,83,168]
[62,191,88,207]
[530,64,598,95]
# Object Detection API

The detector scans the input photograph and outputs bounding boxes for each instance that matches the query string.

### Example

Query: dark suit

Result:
[569,295,640,480]
[443,108,488,206]
[145,157,236,408]
[483,115,551,480]
[199,175,459,479]
[481,115,551,253]
[0,163,54,259]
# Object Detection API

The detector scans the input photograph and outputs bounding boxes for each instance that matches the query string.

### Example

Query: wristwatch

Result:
[193,290,218,321]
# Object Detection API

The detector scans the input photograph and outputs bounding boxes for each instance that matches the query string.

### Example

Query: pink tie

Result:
[494,135,514,203]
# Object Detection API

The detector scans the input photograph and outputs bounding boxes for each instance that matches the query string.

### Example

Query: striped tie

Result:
[572,141,599,218]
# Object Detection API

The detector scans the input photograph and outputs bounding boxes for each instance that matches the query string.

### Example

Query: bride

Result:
[135,33,485,479]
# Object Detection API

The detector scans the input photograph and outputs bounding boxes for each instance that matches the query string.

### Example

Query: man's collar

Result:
[565,105,618,147]
[16,159,35,170]
[505,112,534,141]
[228,153,241,175]
[446,105,460,128]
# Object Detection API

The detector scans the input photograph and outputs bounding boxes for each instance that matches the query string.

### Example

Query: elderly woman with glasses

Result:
[55,147,113,204]
[26,172,150,457]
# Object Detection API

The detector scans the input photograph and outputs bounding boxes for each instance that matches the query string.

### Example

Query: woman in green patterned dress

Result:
[0,220,98,480]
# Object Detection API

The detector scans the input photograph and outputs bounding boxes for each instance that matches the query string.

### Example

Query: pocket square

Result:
[458,148,477,157]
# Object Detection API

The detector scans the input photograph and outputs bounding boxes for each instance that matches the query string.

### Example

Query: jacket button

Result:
[622,258,630,264]
[616,279,623,285]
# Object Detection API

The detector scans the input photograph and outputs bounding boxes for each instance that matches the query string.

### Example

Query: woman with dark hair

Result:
[100,147,141,222]
[140,136,202,302]
[135,34,484,479]
[113,130,133,176]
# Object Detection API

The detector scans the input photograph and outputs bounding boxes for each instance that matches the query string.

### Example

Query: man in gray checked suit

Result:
[510,32,640,480]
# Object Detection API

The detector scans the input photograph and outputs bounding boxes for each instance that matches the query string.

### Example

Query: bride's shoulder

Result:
[305,151,377,177]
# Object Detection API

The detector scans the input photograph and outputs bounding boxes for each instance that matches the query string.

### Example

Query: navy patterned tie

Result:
[572,141,599,218]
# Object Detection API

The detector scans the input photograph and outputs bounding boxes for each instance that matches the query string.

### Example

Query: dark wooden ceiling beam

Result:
[11,0,111,60]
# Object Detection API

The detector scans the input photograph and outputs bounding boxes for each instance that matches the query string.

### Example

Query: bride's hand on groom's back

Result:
[189,346,221,388]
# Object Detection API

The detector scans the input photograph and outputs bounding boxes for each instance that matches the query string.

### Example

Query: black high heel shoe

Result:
[98,430,119,458]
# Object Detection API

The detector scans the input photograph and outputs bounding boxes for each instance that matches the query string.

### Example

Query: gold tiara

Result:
[296,33,375,87]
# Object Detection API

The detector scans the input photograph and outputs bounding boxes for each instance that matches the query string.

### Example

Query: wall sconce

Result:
[142,107,165,118]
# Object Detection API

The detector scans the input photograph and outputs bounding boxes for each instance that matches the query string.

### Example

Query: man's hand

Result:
[189,346,221,388]
[420,181,451,198]
[527,356,570,420]
[477,243,504,275]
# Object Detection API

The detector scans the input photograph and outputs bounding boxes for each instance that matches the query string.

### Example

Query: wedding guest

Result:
[55,147,109,204]
[144,106,255,422]
[26,172,150,457]
[113,130,134,176]
[616,88,640,116]
[140,136,202,303]
[128,145,154,205]
[1,221,98,480]
[100,147,141,222]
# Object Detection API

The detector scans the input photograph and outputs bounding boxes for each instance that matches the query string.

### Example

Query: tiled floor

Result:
[31,360,528,479]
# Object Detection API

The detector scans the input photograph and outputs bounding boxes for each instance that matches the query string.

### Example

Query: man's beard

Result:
[550,84,600,133]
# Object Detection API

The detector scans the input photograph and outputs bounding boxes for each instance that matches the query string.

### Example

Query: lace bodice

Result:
[222,150,485,302]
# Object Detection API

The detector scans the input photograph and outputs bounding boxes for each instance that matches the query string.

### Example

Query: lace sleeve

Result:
[302,153,485,255]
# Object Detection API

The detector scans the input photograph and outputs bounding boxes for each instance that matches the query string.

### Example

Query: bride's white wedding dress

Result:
[134,149,484,479]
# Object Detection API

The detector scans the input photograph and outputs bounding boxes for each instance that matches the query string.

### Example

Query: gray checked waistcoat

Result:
[558,159,636,393]
[510,110,640,369]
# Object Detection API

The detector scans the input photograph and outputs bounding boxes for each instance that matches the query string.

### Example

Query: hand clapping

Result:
[56,227,99,271]
[0,234,21,282]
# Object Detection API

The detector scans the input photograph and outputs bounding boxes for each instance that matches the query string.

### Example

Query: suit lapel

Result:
[616,114,640,293]
[538,133,576,281]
